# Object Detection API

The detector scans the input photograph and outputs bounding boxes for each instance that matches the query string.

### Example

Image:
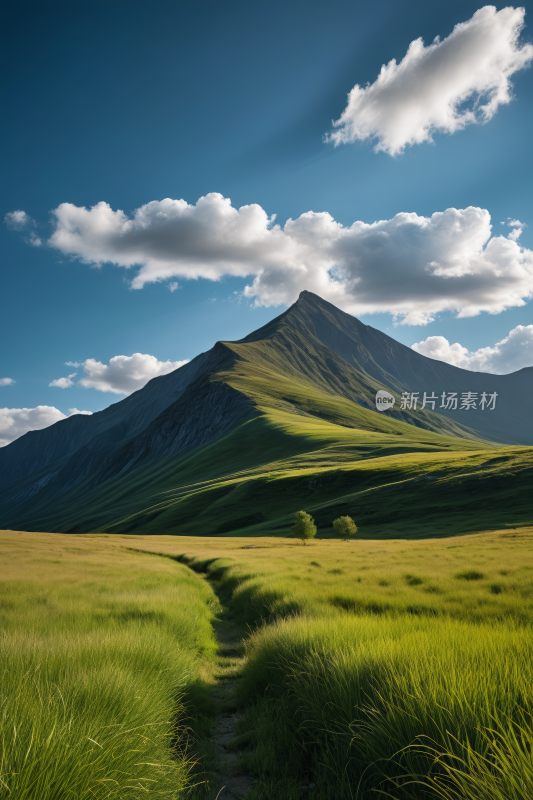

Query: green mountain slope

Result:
[97,409,531,539]
[1,291,531,536]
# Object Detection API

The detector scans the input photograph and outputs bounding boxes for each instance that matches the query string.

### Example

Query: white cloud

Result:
[47,194,281,288]
[49,355,187,395]
[49,372,77,389]
[326,6,533,155]
[0,378,15,386]
[77,353,189,395]
[168,281,180,292]
[4,210,33,229]
[48,353,189,396]
[412,324,533,373]
[0,406,95,446]
[505,217,527,242]
[29,194,533,324]
[0,406,67,447]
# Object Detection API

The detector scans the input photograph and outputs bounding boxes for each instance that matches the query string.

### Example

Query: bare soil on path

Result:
[209,615,255,800]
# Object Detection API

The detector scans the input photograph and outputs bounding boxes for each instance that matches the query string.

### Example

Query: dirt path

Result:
[209,613,255,800]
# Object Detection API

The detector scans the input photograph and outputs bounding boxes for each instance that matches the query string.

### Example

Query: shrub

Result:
[332,515,358,539]
[455,570,484,581]
[405,573,424,586]
[291,511,317,544]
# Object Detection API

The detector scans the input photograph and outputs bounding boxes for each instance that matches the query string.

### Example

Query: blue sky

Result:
[2,0,533,442]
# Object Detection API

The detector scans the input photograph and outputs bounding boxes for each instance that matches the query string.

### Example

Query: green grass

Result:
[92,408,531,539]
[131,527,533,625]
[131,529,533,798]
[4,527,533,798]
[0,531,220,799]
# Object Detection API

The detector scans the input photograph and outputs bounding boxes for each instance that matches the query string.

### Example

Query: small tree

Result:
[333,515,358,540]
[291,510,317,544]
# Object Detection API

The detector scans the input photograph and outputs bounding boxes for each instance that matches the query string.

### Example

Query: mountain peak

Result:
[297,289,327,304]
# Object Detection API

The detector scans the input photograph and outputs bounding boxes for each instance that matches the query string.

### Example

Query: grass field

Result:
[0,531,219,799]
[2,527,533,799]
[131,529,533,798]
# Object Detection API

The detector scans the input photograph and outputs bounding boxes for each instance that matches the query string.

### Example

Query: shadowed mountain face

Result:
[267,292,533,446]
[0,291,531,533]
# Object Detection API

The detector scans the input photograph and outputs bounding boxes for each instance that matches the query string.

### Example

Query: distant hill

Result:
[1,291,531,536]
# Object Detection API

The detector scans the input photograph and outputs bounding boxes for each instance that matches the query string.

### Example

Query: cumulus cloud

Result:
[412,324,533,373]
[49,372,77,389]
[47,194,281,288]
[4,210,33,229]
[168,281,180,292]
[0,406,67,447]
[77,353,189,395]
[42,193,533,325]
[0,378,15,386]
[326,6,533,155]
[48,356,187,395]
[0,406,94,446]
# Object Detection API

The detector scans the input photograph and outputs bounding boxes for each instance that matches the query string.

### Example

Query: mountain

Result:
[285,292,533,446]
[1,291,532,537]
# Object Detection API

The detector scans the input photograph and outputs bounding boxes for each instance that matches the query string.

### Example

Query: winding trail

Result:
[210,613,255,800]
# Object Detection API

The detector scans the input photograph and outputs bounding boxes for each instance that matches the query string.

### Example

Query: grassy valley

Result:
[3,527,533,799]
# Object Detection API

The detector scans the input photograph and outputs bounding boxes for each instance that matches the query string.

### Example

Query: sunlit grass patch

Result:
[79,528,533,798]
[0,531,219,799]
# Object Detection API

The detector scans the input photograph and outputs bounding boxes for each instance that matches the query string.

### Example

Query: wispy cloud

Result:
[0,378,15,387]
[4,210,33,230]
[326,6,533,155]
[504,217,527,242]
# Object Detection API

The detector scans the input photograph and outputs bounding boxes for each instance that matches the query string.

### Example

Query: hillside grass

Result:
[0,530,220,799]
[97,409,531,538]
[131,528,533,798]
